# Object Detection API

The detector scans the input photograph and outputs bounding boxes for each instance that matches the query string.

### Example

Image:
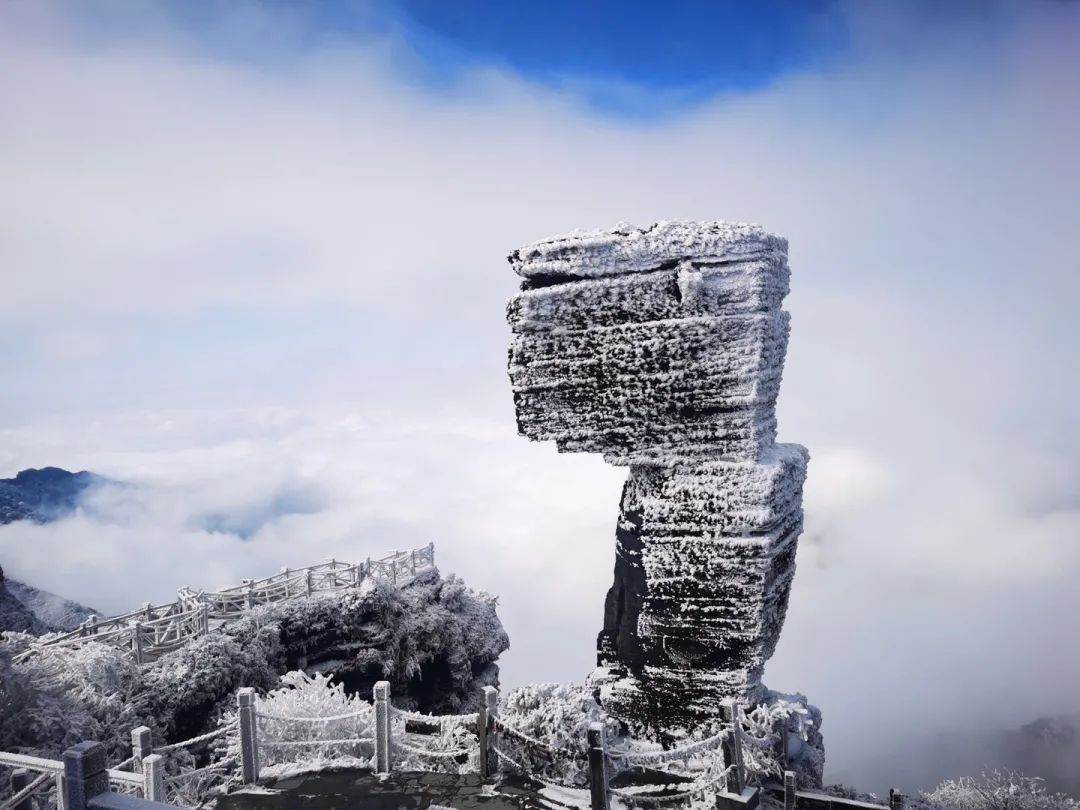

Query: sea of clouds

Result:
[1,0,1078,795]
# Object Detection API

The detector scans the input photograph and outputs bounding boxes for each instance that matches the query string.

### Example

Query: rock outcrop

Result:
[0,572,507,758]
[0,564,100,635]
[3,578,100,633]
[0,566,50,636]
[507,221,809,737]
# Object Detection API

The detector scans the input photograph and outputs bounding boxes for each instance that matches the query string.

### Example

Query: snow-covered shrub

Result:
[243,670,375,774]
[740,689,825,788]
[497,682,617,788]
[0,640,35,750]
[740,696,811,780]
[392,711,479,775]
[0,639,140,761]
[922,770,1080,810]
[161,760,237,810]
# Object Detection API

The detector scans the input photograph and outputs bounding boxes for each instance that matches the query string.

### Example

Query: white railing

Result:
[0,686,904,810]
[0,750,149,810]
[240,683,760,810]
[13,544,436,666]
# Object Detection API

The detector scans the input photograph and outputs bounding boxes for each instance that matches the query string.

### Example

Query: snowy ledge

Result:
[509,221,789,280]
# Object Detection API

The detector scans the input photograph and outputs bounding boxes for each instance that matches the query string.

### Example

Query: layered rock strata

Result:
[507,221,809,736]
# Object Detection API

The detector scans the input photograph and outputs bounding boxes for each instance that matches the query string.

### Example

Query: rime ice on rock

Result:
[506,221,810,738]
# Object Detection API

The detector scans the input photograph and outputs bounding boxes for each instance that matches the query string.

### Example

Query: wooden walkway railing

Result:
[13,544,436,666]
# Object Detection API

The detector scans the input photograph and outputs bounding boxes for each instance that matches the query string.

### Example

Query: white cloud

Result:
[1,0,1078,794]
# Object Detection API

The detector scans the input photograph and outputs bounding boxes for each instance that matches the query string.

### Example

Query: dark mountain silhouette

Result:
[0,467,107,525]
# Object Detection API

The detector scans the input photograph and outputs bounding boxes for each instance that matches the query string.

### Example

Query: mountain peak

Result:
[0,466,107,525]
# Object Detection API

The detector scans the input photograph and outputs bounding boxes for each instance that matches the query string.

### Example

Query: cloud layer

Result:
[2,0,1078,794]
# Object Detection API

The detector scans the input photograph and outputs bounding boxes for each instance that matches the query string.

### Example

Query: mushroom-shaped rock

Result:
[506,221,809,738]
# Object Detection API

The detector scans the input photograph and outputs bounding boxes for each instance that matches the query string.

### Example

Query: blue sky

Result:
[356,0,848,115]
[60,0,1011,117]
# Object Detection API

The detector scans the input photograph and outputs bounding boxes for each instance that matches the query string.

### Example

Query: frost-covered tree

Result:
[0,636,140,761]
[497,682,618,787]
[921,770,1080,810]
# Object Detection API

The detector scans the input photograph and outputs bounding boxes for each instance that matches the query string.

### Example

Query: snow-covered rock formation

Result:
[0,573,507,759]
[0,566,49,635]
[507,221,810,738]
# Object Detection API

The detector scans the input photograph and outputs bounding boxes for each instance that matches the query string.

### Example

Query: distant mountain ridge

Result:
[0,466,107,525]
[0,467,105,634]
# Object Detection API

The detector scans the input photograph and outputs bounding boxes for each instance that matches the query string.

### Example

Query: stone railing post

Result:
[374,681,391,773]
[478,686,498,778]
[244,581,255,610]
[141,754,164,802]
[889,789,905,810]
[587,723,610,810]
[10,768,31,810]
[410,549,417,575]
[63,741,109,810]
[131,623,145,665]
[720,700,746,795]
[784,770,797,810]
[199,603,210,635]
[281,567,290,597]
[237,687,260,783]
[131,726,152,772]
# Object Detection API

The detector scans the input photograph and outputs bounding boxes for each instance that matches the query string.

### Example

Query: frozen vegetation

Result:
[210,674,817,796]
[0,572,507,763]
[919,770,1080,810]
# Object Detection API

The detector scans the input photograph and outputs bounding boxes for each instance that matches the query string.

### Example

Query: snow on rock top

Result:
[508,220,788,281]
